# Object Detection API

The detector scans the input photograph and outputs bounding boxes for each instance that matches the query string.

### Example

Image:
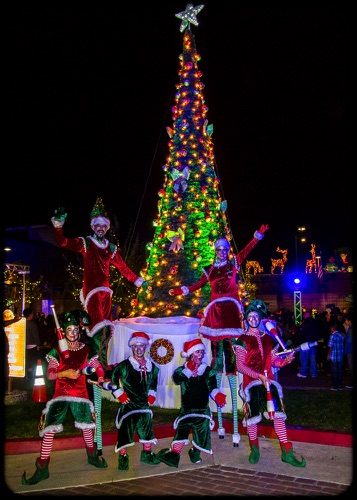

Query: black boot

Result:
[21,457,50,485]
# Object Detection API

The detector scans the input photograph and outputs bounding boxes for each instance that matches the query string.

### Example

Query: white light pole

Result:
[5,264,30,313]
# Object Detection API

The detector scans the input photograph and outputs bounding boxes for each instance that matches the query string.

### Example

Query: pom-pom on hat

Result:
[181,338,205,358]
[90,197,110,228]
[244,299,268,320]
[128,331,151,347]
[62,310,92,330]
[214,238,230,251]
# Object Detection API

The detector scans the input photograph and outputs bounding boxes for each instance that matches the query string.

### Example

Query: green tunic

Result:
[170,362,218,454]
[111,356,159,451]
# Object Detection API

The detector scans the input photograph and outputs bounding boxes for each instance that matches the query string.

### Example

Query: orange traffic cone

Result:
[32,359,48,403]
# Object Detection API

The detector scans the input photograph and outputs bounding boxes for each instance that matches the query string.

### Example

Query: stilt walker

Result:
[51,198,146,455]
[169,226,269,445]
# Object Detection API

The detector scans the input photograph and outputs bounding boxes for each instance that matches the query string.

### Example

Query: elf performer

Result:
[22,310,108,486]
[51,197,146,454]
[157,338,227,468]
[234,300,306,467]
[111,331,161,470]
[169,224,269,446]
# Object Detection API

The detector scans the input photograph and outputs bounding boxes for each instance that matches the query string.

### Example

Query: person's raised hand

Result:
[53,207,67,221]
[259,224,269,234]
[51,207,67,228]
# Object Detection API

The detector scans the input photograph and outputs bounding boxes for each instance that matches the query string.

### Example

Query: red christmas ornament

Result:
[197,309,205,319]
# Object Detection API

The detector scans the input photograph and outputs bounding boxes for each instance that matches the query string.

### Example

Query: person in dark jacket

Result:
[23,307,41,387]
[296,310,321,378]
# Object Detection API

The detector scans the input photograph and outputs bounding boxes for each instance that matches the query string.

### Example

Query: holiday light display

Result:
[131,22,245,318]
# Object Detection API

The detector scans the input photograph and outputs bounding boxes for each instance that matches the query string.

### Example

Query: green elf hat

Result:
[62,310,92,330]
[244,299,268,320]
[90,197,110,228]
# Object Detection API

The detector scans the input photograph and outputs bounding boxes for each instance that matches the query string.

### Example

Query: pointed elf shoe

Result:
[140,450,161,465]
[86,445,108,468]
[118,454,129,470]
[188,447,202,464]
[156,448,180,468]
[248,439,260,464]
[21,457,50,485]
[281,442,306,467]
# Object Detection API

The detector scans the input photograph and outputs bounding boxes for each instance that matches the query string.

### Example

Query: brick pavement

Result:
[16,466,349,496]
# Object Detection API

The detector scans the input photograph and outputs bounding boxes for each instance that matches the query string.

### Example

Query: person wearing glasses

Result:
[169,224,269,446]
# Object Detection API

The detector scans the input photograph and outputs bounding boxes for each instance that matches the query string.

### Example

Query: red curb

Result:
[4,422,352,455]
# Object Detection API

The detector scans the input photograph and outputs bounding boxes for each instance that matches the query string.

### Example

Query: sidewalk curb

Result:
[4,421,352,455]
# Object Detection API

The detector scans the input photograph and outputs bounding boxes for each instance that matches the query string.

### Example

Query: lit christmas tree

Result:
[131,5,247,319]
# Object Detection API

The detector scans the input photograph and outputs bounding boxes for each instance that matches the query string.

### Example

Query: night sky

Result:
[8,5,351,273]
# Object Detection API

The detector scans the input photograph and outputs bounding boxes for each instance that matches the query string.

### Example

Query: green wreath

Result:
[150,338,175,365]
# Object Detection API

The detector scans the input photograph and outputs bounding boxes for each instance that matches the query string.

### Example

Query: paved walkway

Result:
[5,432,353,496]
[4,361,354,496]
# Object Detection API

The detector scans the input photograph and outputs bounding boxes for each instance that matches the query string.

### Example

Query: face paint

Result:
[246,311,261,328]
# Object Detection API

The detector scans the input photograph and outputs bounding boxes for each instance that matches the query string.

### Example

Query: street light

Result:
[295,227,306,273]
[5,263,30,313]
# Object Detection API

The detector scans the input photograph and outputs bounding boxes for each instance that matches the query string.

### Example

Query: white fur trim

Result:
[254,230,264,240]
[186,342,205,357]
[91,216,110,228]
[214,238,230,250]
[232,433,241,444]
[84,286,112,312]
[86,319,114,338]
[173,412,215,430]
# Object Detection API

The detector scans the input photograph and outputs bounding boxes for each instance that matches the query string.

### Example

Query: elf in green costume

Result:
[111,331,161,470]
[157,338,226,468]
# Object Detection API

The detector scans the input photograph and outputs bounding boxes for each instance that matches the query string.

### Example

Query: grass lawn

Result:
[4,384,352,440]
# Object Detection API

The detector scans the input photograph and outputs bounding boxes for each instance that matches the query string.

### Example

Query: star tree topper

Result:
[175,3,205,32]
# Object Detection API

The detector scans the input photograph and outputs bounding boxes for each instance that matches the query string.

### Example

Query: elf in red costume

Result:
[234,299,306,467]
[169,224,269,446]
[51,198,145,367]
[22,310,108,486]
[51,197,146,454]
